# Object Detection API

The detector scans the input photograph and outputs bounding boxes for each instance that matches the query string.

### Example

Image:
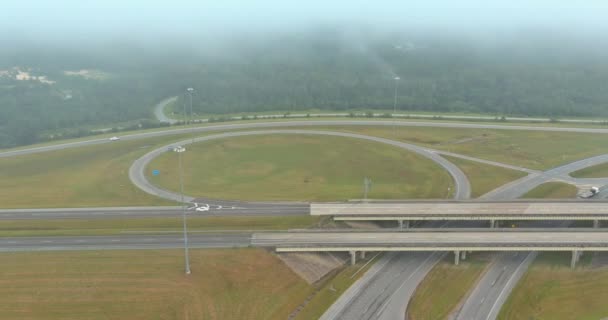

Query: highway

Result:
[154,102,608,127]
[0,233,252,252]
[451,156,608,320]
[6,119,608,159]
[3,118,608,319]
[453,251,537,319]
[321,251,444,320]
[479,153,608,199]
[0,205,309,220]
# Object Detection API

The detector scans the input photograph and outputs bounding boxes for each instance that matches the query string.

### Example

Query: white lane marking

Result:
[110,239,120,242]
[42,240,53,243]
[486,253,534,320]
[375,252,440,318]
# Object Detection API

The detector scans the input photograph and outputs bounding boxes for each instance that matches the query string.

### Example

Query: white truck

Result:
[579,186,600,199]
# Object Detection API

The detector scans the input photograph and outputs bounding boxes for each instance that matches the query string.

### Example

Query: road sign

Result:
[152,169,160,176]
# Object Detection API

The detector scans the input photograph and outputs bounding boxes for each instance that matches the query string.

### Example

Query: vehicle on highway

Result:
[579,186,600,198]
[109,136,120,141]
[195,204,210,212]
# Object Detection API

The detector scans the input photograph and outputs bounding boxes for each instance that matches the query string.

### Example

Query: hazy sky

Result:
[3,0,608,39]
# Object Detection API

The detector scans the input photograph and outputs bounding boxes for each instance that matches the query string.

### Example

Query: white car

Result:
[195,204,210,212]
[109,136,120,141]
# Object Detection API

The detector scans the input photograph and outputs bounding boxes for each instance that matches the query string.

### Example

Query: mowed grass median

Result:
[326,126,608,170]
[0,134,204,208]
[443,155,528,198]
[0,249,313,320]
[407,253,492,320]
[521,182,579,198]
[498,252,608,320]
[147,134,454,201]
[570,162,608,178]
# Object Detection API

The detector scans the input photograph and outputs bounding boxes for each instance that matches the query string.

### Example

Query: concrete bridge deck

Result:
[312,201,608,223]
[253,231,608,267]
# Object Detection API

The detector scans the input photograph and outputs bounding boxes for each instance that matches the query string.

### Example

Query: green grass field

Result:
[407,253,491,320]
[570,162,608,178]
[497,252,608,320]
[0,134,208,208]
[328,126,608,170]
[521,182,579,198]
[147,134,454,201]
[0,249,313,320]
[0,215,320,237]
[443,156,528,198]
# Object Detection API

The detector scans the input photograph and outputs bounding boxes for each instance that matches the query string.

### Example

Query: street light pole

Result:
[176,146,191,275]
[181,92,188,126]
[187,87,195,144]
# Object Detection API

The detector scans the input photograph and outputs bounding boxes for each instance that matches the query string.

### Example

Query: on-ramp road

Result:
[129,129,471,203]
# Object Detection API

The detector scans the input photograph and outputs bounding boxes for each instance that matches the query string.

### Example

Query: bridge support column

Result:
[398,220,403,229]
[404,220,410,229]
[461,251,467,260]
[360,251,366,259]
[571,250,580,269]
[490,220,496,228]
[593,220,600,228]
[350,251,356,266]
[454,250,460,265]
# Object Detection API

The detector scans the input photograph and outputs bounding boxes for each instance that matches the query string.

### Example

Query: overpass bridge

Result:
[253,231,608,268]
[312,201,608,228]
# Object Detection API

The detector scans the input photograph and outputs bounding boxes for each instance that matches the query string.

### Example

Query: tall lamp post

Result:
[187,87,195,144]
[175,145,191,274]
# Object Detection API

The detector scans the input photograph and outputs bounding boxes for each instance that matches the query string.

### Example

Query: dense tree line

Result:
[1,29,608,148]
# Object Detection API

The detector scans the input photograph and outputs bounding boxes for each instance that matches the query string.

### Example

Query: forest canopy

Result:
[1,29,607,148]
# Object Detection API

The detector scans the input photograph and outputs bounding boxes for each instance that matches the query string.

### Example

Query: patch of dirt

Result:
[278,252,348,284]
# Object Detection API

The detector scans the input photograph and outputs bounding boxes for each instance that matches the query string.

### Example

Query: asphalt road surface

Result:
[324,152,608,320]
[154,101,607,126]
[0,205,309,220]
[0,233,252,252]
[153,96,178,124]
[327,251,445,320]
[453,251,536,320]
[5,119,608,159]
[453,157,601,320]
[3,118,608,319]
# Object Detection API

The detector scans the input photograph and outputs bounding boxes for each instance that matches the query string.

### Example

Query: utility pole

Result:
[181,92,187,126]
[187,87,195,144]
